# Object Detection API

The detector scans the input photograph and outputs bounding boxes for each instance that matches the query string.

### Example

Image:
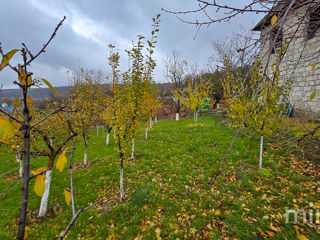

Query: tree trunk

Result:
[145,126,148,140]
[96,127,99,137]
[150,118,152,129]
[38,169,52,217]
[17,103,31,240]
[131,138,134,160]
[155,116,157,124]
[16,151,23,178]
[259,135,263,169]
[120,156,124,203]
[195,112,198,125]
[83,135,88,168]
[176,112,179,121]
[106,132,110,145]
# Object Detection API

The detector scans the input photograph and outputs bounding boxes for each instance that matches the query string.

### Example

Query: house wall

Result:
[259,4,320,118]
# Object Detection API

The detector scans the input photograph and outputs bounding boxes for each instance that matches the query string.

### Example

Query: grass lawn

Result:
[0,115,319,239]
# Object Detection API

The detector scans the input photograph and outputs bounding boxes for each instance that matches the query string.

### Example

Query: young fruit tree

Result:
[175,75,210,125]
[68,69,103,167]
[31,106,77,217]
[222,53,288,169]
[108,14,160,202]
[141,82,161,140]
[0,16,66,240]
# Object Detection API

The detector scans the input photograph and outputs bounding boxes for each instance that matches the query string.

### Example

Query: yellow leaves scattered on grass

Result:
[56,148,69,173]
[64,187,71,205]
[31,167,47,197]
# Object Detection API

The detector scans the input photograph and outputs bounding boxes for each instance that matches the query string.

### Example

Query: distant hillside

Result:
[0,86,72,100]
[0,82,173,106]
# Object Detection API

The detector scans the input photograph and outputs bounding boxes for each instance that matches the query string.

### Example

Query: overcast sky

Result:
[0,0,264,89]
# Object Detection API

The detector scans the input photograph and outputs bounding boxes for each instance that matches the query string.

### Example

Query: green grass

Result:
[0,115,319,239]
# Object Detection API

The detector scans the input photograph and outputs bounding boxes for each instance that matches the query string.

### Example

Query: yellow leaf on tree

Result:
[18,69,32,86]
[26,97,33,103]
[56,148,69,173]
[0,116,15,142]
[271,15,278,26]
[64,187,71,205]
[312,62,316,70]
[11,145,20,150]
[0,49,19,71]
[41,78,59,97]
[310,91,316,100]
[31,167,47,176]
[34,174,46,197]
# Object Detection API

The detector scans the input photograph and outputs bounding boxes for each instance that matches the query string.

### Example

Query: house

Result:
[253,2,320,117]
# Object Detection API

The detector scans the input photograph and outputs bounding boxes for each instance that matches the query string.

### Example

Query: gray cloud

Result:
[0,0,264,89]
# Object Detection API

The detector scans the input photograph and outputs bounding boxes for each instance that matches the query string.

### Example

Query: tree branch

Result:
[31,107,65,129]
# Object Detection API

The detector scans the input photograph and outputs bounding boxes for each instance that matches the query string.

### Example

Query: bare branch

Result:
[30,107,65,129]
[0,107,24,124]
[24,16,66,67]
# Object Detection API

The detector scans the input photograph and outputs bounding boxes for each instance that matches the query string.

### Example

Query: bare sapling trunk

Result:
[131,138,134,160]
[15,151,23,178]
[83,135,88,168]
[150,117,152,129]
[38,169,52,217]
[96,127,99,137]
[155,116,157,124]
[145,125,148,140]
[17,88,32,240]
[259,134,264,169]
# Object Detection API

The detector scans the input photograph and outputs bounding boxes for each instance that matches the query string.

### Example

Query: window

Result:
[270,27,283,53]
[308,6,320,38]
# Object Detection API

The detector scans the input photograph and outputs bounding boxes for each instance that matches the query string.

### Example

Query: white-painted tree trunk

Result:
[38,170,52,217]
[15,152,23,178]
[195,112,198,125]
[155,116,157,124]
[176,113,179,121]
[259,135,264,169]
[120,161,124,202]
[217,103,220,109]
[150,118,152,129]
[106,132,110,145]
[84,146,87,167]
[131,138,134,160]
[145,126,148,140]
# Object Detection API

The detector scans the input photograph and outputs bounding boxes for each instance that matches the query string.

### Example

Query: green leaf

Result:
[310,91,316,100]
[41,78,59,96]
[0,49,19,71]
